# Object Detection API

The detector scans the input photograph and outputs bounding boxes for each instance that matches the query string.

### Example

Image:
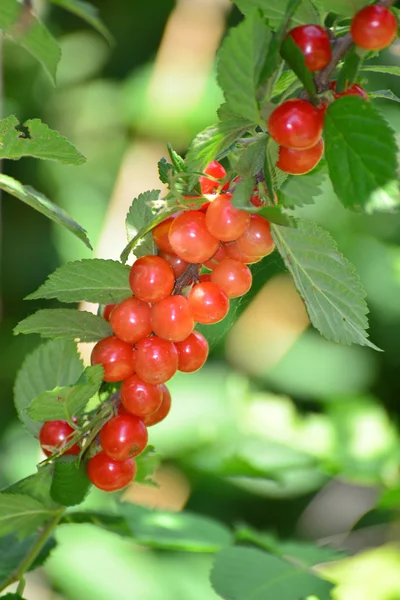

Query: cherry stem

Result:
[173,263,201,295]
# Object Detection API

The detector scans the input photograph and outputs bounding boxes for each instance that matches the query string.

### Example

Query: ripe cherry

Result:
[135,336,178,384]
[151,295,194,342]
[158,251,188,278]
[174,331,209,373]
[351,5,397,51]
[188,282,229,325]
[121,374,163,417]
[236,215,275,258]
[100,414,148,460]
[203,245,228,270]
[330,81,368,100]
[268,99,323,149]
[39,420,79,457]
[287,25,332,72]
[199,273,212,283]
[205,193,250,242]
[199,160,229,195]
[91,336,135,382]
[129,255,175,303]
[210,258,252,298]
[142,384,172,427]
[277,138,324,175]
[87,451,136,492]
[103,304,117,321]
[109,297,152,344]
[168,211,220,263]
[152,217,175,253]
[224,241,262,264]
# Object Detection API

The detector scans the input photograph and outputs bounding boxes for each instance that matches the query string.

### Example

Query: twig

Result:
[173,263,200,294]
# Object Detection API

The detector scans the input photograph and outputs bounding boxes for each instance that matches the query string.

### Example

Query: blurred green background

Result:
[2,1,400,599]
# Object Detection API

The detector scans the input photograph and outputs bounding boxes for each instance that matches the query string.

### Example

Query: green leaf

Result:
[280,35,316,99]
[231,178,256,209]
[120,190,159,262]
[263,142,276,199]
[167,143,186,172]
[217,11,270,123]
[26,259,131,304]
[0,0,61,83]
[4,466,57,509]
[50,456,91,506]
[324,96,398,211]
[14,309,112,342]
[0,116,86,164]
[134,446,161,486]
[0,174,91,249]
[1,594,27,599]
[278,167,326,207]
[0,534,56,591]
[211,547,333,600]
[336,47,363,93]
[233,0,320,29]
[369,89,400,103]
[271,219,379,350]
[314,0,367,16]
[158,157,172,184]
[235,135,267,178]
[48,0,112,43]
[271,70,299,98]
[0,494,54,538]
[258,206,296,227]
[360,65,400,77]
[27,365,103,422]
[14,339,83,436]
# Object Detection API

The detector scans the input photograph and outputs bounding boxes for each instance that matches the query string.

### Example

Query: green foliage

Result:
[134,446,161,486]
[272,220,379,349]
[278,167,325,207]
[0,116,86,164]
[280,35,316,99]
[0,494,55,538]
[0,534,56,591]
[361,65,400,77]
[0,174,91,249]
[315,0,367,16]
[324,96,398,212]
[258,205,297,227]
[231,178,255,209]
[49,0,112,43]
[233,0,320,29]
[120,190,161,262]
[4,466,57,508]
[26,259,131,304]
[369,89,400,103]
[336,47,362,93]
[14,339,84,436]
[50,456,91,506]
[1,594,27,599]
[235,135,267,178]
[14,309,112,342]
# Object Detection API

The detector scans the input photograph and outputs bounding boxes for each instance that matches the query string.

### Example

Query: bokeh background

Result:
[2,1,400,599]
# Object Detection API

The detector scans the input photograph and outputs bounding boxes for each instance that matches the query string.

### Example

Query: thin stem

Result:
[173,263,200,295]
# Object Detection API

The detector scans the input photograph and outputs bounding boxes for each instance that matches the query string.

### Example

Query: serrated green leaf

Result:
[14,309,112,342]
[167,143,186,172]
[280,35,316,99]
[233,0,320,29]
[0,494,54,538]
[278,167,326,207]
[369,89,400,103]
[0,116,86,164]
[232,178,255,209]
[217,11,270,123]
[134,446,161,486]
[14,339,84,436]
[336,47,363,93]
[271,70,300,98]
[264,141,276,198]
[26,259,131,304]
[0,534,55,592]
[120,190,159,262]
[50,456,91,506]
[158,157,173,184]
[316,0,375,17]
[0,0,61,83]
[324,96,398,211]
[49,0,112,43]
[258,206,296,227]
[211,547,333,600]
[4,466,57,509]
[361,65,400,77]
[272,219,380,350]
[235,135,267,178]
[27,365,103,422]
[0,174,91,249]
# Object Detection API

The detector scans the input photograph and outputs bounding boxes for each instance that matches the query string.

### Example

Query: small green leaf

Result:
[314,0,366,16]
[135,446,161,486]
[231,178,255,209]
[324,96,398,211]
[278,168,326,207]
[235,135,267,178]
[14,309,112,342]
[280,35,316,99]
[121,190,160,262]
[49,0,112,43]
[360,65,400,77]
[14,339,83,436]
[336,47,363,93]
[271,70,300,98]
[263,142,276,199]
[26,259,131,304]
[167,143,186,172]
[258,206,296,227]
[369,89,400,103]
[50,456,91,506]
[1,594,27,599]
[217,11,270,123]
[0,494,54,538]
[233,0,320,29]
[4,466,57,509]
[0,116,86,164]
[27,365,103,422]
[158,157,173,184]
[211,547,333,600]
[0,533,56,591]
[272,219,380,349]
[0,174,91,249]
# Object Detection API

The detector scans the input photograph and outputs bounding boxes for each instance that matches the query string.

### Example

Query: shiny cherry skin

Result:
[211,258,252,298]
[158,251,188,278]
[39,420,79,457]
[188,282,229,325]
[203,245,228,270]
[129,255,175,303]
[277,138,324,175]
[330,81,368,100]
[103,304,117,321]
[288,25,332,72]
[351,5,397,51]
[268,99,323,149]
[142,384,172,426]
[121,374,163,417]
[174,331,209,373]
[91,336,135,382]
[199,160,229,195]
[100,414,148,460]
[224,241,262,264]
[151,295,194,342]
[168,210,220,263]
[236,215,275,258]
[109,296,152,344]
[205,193,250,242]
[135,336,178,384]
[199,273,212,283]
[87,451,136,492]
[152,217,175,253]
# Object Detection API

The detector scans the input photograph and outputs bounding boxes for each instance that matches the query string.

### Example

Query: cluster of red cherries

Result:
[38,161,275,492]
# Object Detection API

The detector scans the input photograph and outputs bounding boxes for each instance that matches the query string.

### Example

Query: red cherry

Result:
[250,192,263,208]
[188,282,229,325]
[330,81,369,100]
[351,5,397,51]
[87,451,136,492]
[287,25,332,72]
[203,244,228,270]
[210,258,252,298]
[168,211,220,263]
[224,241,262,264]
[135,336,178,384]
[91,336,135,382]
[151,295,194,342]
[103,304,117,321]
[236,215,275,258]
[199,273,212,283]
[205,193,250,242]
[158,251,188,278]
[316,99,329,119]
[277,138,324,175]
[152,217,175,253]
[268,99,323,149]
[39,420,79,457]
[109,297,152,344]
[174,331,209,373]
[129,255,175,303]
[142,384,172,426]
[100,414,148,460]
[121,374,163,417]
[199,160,229,195]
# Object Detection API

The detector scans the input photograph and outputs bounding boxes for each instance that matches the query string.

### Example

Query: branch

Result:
[173,263,200,294]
